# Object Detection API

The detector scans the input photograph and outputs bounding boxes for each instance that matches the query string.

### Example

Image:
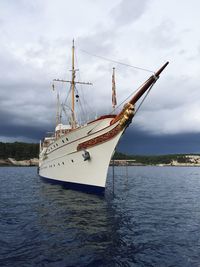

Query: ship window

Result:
[66,137,68,141]
[58,163,60,166]
[56,143,58,146]
[62,162,64,165]
[71,159,74,163]
[54,145,56,148]
[62,140,65,143]
[53,164,55,167]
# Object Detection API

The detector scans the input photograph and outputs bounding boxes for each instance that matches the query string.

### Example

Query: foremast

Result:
[110,61,169,127]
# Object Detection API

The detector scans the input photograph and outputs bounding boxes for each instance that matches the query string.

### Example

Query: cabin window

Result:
[66,137,68,141]
[62,140,65,143]
[62,162,64,165]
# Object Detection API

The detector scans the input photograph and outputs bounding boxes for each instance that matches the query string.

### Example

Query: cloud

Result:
[118,128,200,155]
[110,0,149,27]
[131,74,200,135]
[149,20,179,49]
[0,0,200,156]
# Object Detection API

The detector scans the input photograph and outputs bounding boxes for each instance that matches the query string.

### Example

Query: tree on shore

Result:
[0,142,39,160]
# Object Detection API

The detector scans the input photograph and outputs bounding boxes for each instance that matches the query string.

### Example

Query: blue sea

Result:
[0,166,200,267]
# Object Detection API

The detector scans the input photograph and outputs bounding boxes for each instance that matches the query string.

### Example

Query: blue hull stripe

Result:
[40,175,105,195]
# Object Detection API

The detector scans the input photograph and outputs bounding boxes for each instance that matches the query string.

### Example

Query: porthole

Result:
[62,140,65,143]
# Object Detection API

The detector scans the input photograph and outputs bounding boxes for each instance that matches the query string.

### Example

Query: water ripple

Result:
[0,166,200,266]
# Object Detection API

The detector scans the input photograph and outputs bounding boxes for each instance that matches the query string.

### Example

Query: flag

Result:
[112,68,117,108]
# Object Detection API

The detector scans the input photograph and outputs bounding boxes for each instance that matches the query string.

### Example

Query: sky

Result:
[0,0,200,154]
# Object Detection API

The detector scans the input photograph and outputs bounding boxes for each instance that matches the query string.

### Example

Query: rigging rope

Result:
[55,46,155,130]
[79,49,154,74]
[134,81,155,115]
[86,80,155,135]
[74,49,93,124]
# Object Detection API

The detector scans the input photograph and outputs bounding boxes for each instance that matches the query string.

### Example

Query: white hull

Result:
[39,117,124,192]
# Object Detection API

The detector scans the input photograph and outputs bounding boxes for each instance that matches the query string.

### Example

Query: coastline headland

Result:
[111,153,200,167]
[0,158,39,166]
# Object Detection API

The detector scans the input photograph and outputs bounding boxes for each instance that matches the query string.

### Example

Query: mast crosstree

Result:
[53,40,92,129]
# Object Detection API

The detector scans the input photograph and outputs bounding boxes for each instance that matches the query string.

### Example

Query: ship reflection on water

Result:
[0,166,200,266]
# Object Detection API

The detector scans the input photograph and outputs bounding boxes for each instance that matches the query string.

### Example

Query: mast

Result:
[112,67,117,109]
[111,61,169,125]
[71,39,76,128]
[56,92,60,126]
[53,40,92,129]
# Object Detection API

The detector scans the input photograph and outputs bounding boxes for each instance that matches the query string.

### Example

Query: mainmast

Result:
[71,39,76,129]
[53,40,92,129]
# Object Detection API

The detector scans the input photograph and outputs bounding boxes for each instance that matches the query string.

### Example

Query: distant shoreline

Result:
[1,158,200,167]
[110,160,200,167]
[0,158,39,167]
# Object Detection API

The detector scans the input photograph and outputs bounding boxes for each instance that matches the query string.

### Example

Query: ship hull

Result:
[40,176,105,194]
[39,118,124,192]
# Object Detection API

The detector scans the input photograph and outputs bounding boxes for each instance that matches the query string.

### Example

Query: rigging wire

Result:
[54,45,155,129]
[86,78,155,134]
[74,85,86,125]
[79,49,155,74]
[74,48,92,123]
[134,81,155,115]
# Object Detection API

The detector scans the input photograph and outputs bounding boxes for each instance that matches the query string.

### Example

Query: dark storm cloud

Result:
[0,0,200,154]
[0,37,62,142]
[118,128,200,155]
[0,94,54,141]
[0,122,47,141]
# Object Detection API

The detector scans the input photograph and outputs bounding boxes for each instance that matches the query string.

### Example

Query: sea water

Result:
[0,166,200,266]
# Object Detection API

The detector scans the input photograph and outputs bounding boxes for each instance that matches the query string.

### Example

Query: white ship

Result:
[39,41,168,193]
